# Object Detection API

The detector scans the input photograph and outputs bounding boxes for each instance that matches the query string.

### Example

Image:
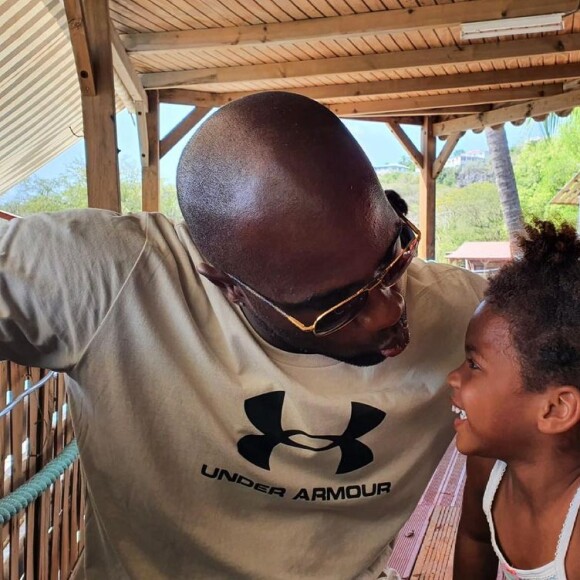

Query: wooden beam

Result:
[215,63,580,105]
[159,107,211,158]
[121,0,576,52]
[142,90,159,212]
[434,88,580,136]
[386,122,423,169]
[343,116,425,125]
[63,0,96,96]
[342,105,492,118]
[420,118,436,260]
[80,0,120,212]
[433,132,463,179]
[111,21,149,167]
[564,78,580,91]
[158,88,225,107]
[142,33,580,89]
[328,85,563,116]
[110,21,147,110]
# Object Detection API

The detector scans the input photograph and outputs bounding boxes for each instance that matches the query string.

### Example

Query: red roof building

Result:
[446,241,512,277]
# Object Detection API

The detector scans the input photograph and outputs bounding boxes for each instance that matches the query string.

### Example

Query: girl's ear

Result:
[537,386,580,435]
[196,262,246,306]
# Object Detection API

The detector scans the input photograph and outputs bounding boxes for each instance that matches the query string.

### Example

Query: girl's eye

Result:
[466,358,480,371]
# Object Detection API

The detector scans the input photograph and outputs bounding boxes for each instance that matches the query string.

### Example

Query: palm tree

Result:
[485,125,524,255]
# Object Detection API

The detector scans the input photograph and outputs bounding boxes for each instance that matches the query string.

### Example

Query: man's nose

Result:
[356,284,404,332]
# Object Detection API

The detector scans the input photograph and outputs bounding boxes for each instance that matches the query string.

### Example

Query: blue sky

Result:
[3,103,541,200]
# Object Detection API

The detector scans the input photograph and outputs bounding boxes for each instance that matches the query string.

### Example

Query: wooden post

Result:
[142,90,160,212]
[419,117,436,260]
[81,0,121,212]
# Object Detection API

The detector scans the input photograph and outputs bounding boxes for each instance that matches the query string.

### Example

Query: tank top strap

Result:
[554,483,580,571]
[482,460,507,565]
[483,460,507,516]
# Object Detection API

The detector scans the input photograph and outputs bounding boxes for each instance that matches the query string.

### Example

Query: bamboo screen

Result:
[0,362,85,579]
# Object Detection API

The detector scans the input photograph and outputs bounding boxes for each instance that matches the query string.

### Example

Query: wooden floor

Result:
[386,441,466,579]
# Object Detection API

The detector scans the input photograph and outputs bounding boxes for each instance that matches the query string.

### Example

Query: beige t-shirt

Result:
[0,210,485,579]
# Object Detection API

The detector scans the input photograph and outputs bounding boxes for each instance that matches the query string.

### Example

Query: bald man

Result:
[0,92,485,579]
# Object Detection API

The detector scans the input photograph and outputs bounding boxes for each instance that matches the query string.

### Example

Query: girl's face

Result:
[447,302,542,459]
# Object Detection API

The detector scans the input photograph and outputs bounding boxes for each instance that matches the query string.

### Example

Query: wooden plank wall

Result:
[387,441,466,579]
[0,362,85,579]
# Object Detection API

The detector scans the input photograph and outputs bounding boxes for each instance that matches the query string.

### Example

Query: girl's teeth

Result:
[451,405,468,420]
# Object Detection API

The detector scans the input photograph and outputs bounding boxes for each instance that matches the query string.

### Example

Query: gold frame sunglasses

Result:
[229,214,421,336]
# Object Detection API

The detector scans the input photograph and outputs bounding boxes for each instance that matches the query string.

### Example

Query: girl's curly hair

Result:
[485,220,580,393]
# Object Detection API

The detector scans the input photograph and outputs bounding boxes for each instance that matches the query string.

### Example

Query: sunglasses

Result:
[229,214,421,336]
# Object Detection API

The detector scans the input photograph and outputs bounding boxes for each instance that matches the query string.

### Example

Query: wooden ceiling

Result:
[3,1,580,196]
[110,0,580,134]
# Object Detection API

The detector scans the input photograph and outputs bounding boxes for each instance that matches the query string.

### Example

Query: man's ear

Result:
[537,386,580,435]
[196,262,246,306]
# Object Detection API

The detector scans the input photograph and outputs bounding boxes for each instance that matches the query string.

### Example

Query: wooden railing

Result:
[0,362,85,579]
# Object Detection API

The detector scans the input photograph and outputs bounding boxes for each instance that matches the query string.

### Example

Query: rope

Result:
[0,440,79,524]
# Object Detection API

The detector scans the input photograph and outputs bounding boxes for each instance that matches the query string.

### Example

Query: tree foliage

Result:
[380,173,505,261]
[514,110,579,224]
[0,157,183,221]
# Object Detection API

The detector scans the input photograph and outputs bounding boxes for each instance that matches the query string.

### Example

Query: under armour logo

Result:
[237,391,386,474]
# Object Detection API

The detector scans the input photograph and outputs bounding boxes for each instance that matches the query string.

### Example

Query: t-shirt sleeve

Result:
[0,209,148,370]
[464,267,488,302]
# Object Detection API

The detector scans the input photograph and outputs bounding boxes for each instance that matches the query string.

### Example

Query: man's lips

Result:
[380,344,406,358]
[378,317,410,358]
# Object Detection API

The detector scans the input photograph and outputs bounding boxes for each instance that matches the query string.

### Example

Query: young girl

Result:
[449,220,580,579]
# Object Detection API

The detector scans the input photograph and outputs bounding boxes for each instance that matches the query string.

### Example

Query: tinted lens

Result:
[378,236,417,289]
[400,224,415,248]
[314,292,368,336]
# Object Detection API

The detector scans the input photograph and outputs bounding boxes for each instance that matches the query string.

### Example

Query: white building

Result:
[374,163,413,175]
[446,150,486,168]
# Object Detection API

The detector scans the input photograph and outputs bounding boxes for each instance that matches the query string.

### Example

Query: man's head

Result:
[177,91,415,366]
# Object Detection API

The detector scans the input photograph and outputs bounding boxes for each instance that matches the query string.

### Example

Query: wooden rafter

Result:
[434,88,580,136]
[159,107,211,158]
[110,22,147,109]
[62,0,96,96]
[109,21,149,167]
[348,106,492,117]
[154,62,580,112]
[158,89,225,107]
[433,133,463,179]
[386,122,423,169]
[141,33,580,89]
[215,63,580,105]
[344,116,425,125]
[328,85,563,116]
[120,0,576,53]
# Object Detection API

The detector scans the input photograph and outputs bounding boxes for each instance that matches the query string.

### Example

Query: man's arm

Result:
[453,455,498,580]
[0,210,147,370]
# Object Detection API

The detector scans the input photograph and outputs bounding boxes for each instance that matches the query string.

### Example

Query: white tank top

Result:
[483,461,580,580]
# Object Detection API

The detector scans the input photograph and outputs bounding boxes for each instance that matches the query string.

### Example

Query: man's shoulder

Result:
[2,208,148,240]
[406,259,487,303]
[2,209,183,256]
